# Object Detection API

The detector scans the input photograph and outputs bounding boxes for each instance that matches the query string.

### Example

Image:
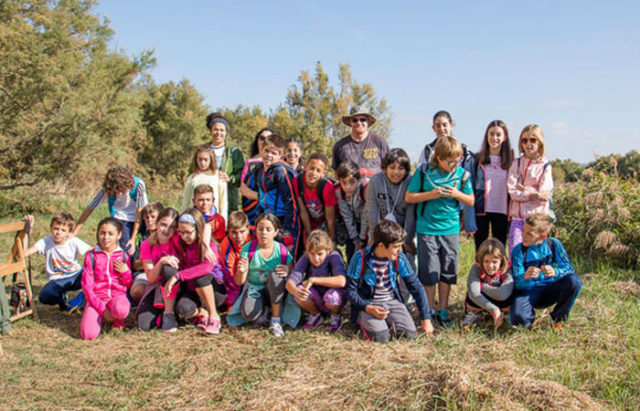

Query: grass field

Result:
[1,199,639,410]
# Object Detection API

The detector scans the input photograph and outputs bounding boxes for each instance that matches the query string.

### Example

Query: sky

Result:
[95,1,640,164]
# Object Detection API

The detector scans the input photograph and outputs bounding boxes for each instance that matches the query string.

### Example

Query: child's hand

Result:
[429,187,444,199]
[422,319,434,337]
[365,305,388,320]
[218,171,231,183]
[203,246,217,264]
[103,309,115,323]
[236,257,249,275]
[516,183,525,191]
[404,241,416,256]
[492,310,504,328]
[164,275,178,297]
[441,182,460,199]
[354,239,364,251]
[113,259,128,274]
[294,286,310,301]
[160,255,179,269]
[538,190,552,201]
[541,265,556,277]
[274,264,289,278]
[524,266,541,280]
[24,215,35,227]
[124,238,136,255]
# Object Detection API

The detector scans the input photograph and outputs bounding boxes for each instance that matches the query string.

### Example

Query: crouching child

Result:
[346,220,434,343]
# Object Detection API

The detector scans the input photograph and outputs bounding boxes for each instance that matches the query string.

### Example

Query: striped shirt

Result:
[88,180,148,222]
[372,256,394,302]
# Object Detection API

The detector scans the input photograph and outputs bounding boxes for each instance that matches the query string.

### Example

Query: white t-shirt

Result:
[212,145,225,170]
[87,180,148,222]
[34,236,92,280]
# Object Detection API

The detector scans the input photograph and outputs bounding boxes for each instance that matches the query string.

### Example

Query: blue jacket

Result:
[511,237,575,291]
[257,161,299,234]
[345,246,431,320]
[463,154,510,233]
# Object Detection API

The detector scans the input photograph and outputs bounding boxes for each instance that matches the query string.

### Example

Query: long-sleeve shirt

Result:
[507,156,553,220]
[365,172,415,242]
[466,263,514,313]
[511,238,575,291]
[335,182,368,242]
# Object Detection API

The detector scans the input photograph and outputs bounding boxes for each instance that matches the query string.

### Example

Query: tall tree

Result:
[0,0,153,190]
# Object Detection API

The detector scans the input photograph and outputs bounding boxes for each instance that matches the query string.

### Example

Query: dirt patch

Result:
[611,280,640,297]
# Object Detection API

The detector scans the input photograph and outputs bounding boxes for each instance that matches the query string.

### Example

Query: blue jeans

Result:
[510,273,582,327]
[117,219,134,252]
[38,270,83,305]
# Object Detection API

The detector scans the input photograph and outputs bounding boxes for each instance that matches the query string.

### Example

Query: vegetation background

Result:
[1,1,639,409]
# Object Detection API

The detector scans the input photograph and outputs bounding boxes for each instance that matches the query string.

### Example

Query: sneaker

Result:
[253,309,270,327]
[269,322,284,338]
[202,317,221,335]
[112,320,125,330]
[461,312,480,328]
[162,312,178,333]
[302,313,323,330]
[58,293,69,311]
[437,309,451,328]
[329,314,342,332]
[68,292,85,314]
[195,316,207,330]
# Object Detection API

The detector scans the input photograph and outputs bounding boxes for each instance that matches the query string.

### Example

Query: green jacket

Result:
[220,143,245,211]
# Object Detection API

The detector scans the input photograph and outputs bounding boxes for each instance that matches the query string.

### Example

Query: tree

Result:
[138,79,209,182]
[271,62,392,158]
[0,0,153,190]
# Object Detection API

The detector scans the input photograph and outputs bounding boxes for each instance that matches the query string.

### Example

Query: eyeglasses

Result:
[522,138,538,144]
[441,159,459,167]
[351,117,368,124]
[177,229,196,236]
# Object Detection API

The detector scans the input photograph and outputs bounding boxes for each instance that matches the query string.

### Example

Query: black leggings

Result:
[474,213,509,250]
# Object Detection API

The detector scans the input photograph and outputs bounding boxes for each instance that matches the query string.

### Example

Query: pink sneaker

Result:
[112,320,125,330]
[202,317,221,335]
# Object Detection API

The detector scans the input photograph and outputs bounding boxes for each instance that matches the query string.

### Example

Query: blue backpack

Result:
[107,176,141,217]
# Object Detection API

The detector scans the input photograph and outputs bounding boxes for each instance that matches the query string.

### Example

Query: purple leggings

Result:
[508,219,525,256]
[295,285,345,313]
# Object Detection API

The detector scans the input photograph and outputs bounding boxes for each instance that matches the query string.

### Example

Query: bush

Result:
[554,169,640,269]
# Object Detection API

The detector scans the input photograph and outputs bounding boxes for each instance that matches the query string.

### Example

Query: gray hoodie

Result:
[365,172,416,242]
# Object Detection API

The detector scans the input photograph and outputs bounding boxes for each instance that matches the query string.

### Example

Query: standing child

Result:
[23,214,91,311]
[345,221,434,343]
[219,211,253,307]
[418,110,472,168]
[234,213,293,337]
[406,136,475,327]
[80,218,132,340]
[294,152,338,241]
[510,213,582,331]
[465,120,514,249]
[192,184,226,243]
[285,138,305,174]
[182,144,228,222]
[130,202,163,303]
[74,167,148,253]
[462,238,514,328]
[162,209,225,335]
[507,124,553,255]
[335,160,368,261]
[365,148,416,254]
[241,128,273,223]
[241,134,301,256]
[285,230,346,332]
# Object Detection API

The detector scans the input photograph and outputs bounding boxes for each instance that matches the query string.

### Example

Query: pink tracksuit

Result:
[80,246,132,340]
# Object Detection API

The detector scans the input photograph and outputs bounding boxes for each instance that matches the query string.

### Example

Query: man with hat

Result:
[332,105,389,180]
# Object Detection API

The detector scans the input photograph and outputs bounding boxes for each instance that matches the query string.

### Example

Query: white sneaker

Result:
[461,312,480,328]
[269,322,284,338]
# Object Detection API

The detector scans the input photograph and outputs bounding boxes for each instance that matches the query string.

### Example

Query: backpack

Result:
[357,249,399,288]
[107,176,140,217]
[516,158,555,222]
[521,237,556,265]
[242,163,262,223]
[261,164,298,218]
[246,240,288,266]
[416,163,470,218]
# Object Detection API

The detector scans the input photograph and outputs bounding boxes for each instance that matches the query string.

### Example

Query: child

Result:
[462,238,514,328]
[365,148,416,254]
[182,144,228,222]
[345,220,434,343]
[335,160,368,261]
[294,152,338,241]
[464,120,513,250]
[240,128,273,221]
[130,202,163,302]
[510,213,582,331]
[80,218,132,340]
[192,184,226,243]
[241,134,301,255]
[23,214,91,311]
[162,209,225,335]
[136,208,180,332]
[507,124,554,255]
[74,167,148,253]
[285,138,305,173]
[285,230,346,332]
[405,136,475,327]
[234,213,293,337]
[219,211,253,307]
[241,127,273,182]
[418,110,472,168]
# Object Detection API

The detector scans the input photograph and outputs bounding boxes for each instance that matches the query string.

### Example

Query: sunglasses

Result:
[522,137,538,144]
[351,117,368,124]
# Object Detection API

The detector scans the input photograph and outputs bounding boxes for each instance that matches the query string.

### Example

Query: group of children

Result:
[22,110,582,342]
